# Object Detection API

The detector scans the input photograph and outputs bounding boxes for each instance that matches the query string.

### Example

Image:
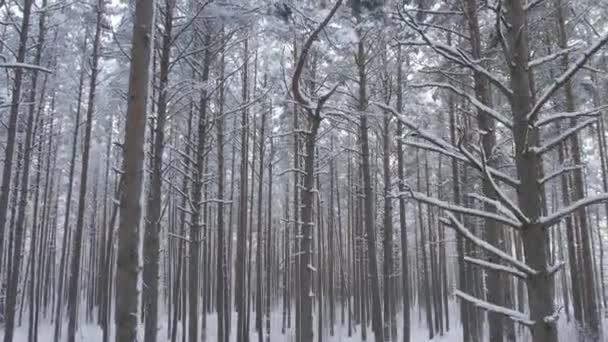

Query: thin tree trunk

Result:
[265,136,274,342]
[395,46,411,342]
[66,3,103,340]
[554,0,600,337]
[355,28,384,342]
[381,89,396,342]
[0,0,34,286]
[189,34,211,342]
[53,30,87,342]
[255,106,266,342]
[216,32,228,342]
[142,0,174,339]
[236,37,250,342]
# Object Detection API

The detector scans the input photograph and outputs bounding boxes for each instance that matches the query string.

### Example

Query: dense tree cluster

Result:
[0,0,607,342]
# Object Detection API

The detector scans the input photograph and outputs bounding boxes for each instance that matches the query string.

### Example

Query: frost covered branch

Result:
[441,213,537,275]
[540,193,608,227]
[547,261,565,276]
[408,190,522,228]
[455,290,535,326]
[527,30,608,121]
[466,192,519,222]
[528,45,578,69]
[464,256,527,279]
[291,0,343,118]
[405,140,519,187]
[0,62,52,73]
[374,101,520,187]
[397,10,513,98]
[539,165,582,185]
[534,105,606,127]
[532,118,596,154]
[410,82,513,129]
[463,143,529,224]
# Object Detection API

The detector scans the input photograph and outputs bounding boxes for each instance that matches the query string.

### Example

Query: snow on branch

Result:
[278,168,307,176]
[543,306,563,324]
[441,213,537,275]
[168,232,191,243]
[401,8,464,16]
[464,256,528,279]
[532,118,596,155]
[373,102,454,151]
[221,90,271,117]
[538,165,582,185]
[528,45,579,69]
[524,0,546,11]
[405,140,519,187]
[466,192,519,222]
[534,105,606,127]
[409,190,522,228]
[454,290,535,326]
[291,0,343,119]
[547,260,565,276]
[527,30,608,122]
[0,62,52,73]
[461,143,529,224]
[410,82,513,129]
[374,101,520,187]
[540,193,608,227]
[397,10,513,98]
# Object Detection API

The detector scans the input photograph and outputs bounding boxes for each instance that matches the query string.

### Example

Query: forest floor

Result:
[7,310,461,342]
[4,307,607,341]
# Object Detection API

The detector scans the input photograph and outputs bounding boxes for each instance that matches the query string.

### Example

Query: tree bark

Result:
[66,3,103,340]
[506,1,558,341]
[114,0,155,339]
[142,0,174,339]
[0,0,34,286]
[355,28,384,342]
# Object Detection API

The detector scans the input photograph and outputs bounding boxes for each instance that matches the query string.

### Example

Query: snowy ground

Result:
[4,307,607,341]
[5,310,461,342]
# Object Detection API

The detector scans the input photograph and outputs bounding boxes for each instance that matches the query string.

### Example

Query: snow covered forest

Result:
[4,0,608,341]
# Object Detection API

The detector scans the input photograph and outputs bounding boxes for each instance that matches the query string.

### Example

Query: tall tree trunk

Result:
[462,1,508,340]
[2,22,41,342]
[265,136,274,342]
[554,0,600,337]
[395,46,411,342]
[53,31,87,342]
[26,3,48,339]
[216,33,228,342]
[506,1,558,341]
[0,0,34,286]
[142,0,174,339]
[189,34,211,342]
[114,0,155,338]
[255,107,266,342]
[356,31,384,342]
[171,100,194,342]
[328,137,336,338]
[66,3,103,340]
[236,37,250,342]
[381,89,396,342]
[291,4,342,341]
[299,116,321,342]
